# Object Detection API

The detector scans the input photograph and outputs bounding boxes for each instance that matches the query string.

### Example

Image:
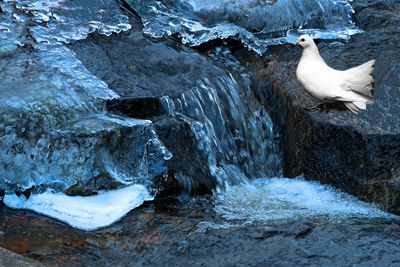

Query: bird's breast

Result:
[296,63,336,101]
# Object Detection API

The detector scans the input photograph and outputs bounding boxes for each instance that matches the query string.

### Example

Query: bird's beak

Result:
[295,41,299,46]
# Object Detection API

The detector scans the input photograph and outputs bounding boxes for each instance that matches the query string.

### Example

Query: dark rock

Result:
[68,32,218,99]
[153,116,215,194]
[65,184,99,196]
[176,240,188,253]
[353,0,399,30]
[234,2,400,214]
[0,247,44,267]
[248,226,280,240]
[292,222,314,239]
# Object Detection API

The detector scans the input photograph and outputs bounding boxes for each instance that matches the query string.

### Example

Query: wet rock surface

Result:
[68,32,221,193]
[233,0,400,214]
[153,116,215,194]
[0,201,399,266]
[68,32,218,99]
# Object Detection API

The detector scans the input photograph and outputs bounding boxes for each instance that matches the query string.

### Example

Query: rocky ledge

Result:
[236,0,400,214]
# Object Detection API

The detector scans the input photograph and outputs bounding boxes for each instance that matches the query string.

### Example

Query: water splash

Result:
[214,177,399,225]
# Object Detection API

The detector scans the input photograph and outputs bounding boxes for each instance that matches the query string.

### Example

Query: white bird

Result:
[295,35,375,114]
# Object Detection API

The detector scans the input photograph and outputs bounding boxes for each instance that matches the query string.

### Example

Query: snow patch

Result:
[3,184,153,231]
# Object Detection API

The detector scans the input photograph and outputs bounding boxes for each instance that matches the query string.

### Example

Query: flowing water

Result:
[0,0,399,262]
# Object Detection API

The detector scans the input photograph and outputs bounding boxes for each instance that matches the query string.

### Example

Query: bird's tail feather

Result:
[344,102,360,115]
[353,101,366,110]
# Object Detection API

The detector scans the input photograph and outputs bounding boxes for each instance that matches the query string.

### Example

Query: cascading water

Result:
[65,29,281,193]
[159,69,282,190]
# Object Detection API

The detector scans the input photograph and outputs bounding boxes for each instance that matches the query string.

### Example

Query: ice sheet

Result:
[3,184,153,230]
[130,0,361,54]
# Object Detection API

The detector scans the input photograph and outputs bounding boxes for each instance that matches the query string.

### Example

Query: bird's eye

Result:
[301,38,305,42]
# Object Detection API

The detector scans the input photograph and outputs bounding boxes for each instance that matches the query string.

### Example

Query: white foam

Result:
[3,184,153,231]
[214,177,398,224]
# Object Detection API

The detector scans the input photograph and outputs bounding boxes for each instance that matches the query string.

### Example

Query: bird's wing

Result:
[325,87,373,104]
[340,60,375,97]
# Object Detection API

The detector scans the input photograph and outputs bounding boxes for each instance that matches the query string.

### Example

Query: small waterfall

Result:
[160,61,282,190]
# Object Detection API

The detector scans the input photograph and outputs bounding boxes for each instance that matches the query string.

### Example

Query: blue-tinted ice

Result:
[4,184,153,230]
[127,0,362,54]
[0,0,171,229]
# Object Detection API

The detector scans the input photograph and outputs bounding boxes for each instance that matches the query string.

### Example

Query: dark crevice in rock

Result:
[152,171,182,198]
[0,190,5,203]
[118,0,142,24]
[107,97,168,120]
[194,38,245,54]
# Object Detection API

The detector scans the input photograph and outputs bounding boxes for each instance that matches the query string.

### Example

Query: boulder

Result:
[236,0,400,214]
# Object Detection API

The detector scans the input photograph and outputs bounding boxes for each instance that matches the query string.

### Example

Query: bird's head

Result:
[296,35,315,49]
